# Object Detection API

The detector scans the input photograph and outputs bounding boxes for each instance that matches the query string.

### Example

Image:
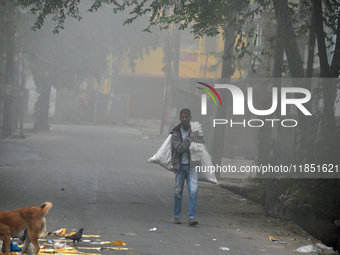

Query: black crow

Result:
[65,228,84,245]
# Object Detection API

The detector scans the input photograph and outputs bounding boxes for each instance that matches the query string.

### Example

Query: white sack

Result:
[147,134,174,172]
[189,121,205,162]
[189,142,205,162]
[148,134,218,184]
[199,149,218,184]
[294,245,321,253]
[190,121,203,136]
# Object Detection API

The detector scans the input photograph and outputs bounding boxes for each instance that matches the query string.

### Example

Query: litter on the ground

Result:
[316,243,333,250]
[294,244,321,253]
[77,247,102,251]
[106,240,126,246]
[10,241,21,252]
[54,228,66,235]
[37,248,55,253]
[149,227,157,231]
[274,241,287,244]
[54,242,66,249]
[269,236,277,241]
[29,229,127,255]
[121,232,137,236]
[269,236,287,244]
[79,247,129,251]
[65,231,76,236]
[110,247,129,250]
[219,246,230,251]
[41,247,82,254]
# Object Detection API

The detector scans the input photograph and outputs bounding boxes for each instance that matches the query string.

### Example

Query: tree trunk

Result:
[273,0,305,79]
[33,76,51,132]
[266,0,286,218]
[168,25,180,131]
[300,9,316,155]
[306,9,316,79]
[272,0,314,157]
[2,2,16,138]
[211,24,235,178]
[330,6,340,78]
[313,0,340,163]
[160,29,172,135]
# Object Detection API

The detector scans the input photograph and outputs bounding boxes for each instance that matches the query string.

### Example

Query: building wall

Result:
[115,75,166,120]
[116,32,244,123]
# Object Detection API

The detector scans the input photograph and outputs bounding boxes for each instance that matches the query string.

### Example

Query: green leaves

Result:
[15,0,82,33]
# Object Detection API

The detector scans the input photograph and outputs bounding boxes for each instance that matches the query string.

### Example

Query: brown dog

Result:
[0,202,52,254]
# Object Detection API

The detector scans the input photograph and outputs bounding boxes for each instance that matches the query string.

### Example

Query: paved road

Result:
[0,124,315,255]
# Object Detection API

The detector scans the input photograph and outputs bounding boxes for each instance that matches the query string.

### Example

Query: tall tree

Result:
[1,1,18,138]
[11,0,340,161]
[96,0,264,170]
[311,0,340,163]
[17,2,159,131]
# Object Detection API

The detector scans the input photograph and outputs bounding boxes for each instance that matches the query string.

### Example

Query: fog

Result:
[22,2,169,128]
[5,1,333,167]
[21,2,215,137]
[2,2,340,252]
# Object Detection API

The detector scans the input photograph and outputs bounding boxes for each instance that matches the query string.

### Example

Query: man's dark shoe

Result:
[174,217,182,224]
[188,218,198,226]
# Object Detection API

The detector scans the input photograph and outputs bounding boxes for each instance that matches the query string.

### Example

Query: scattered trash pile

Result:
[3,228,130,255]
[294,243,334,253]
[268,235,336,254]
[2,227,337,254]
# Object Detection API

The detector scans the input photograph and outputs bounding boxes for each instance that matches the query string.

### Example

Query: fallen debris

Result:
[316,243,333,250]
[23,228,128,255]
[106,240,126,246]
[294,244,321,253]
[121,232,137,236]
[269,236,287,244]
[83,235,101,238]
[219,246,230,251]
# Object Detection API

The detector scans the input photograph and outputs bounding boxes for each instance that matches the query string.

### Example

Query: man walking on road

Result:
[170,108,203,226]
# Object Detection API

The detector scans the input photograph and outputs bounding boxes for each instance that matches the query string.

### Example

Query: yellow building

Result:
[108,29,243,122]
[120,31,230,81]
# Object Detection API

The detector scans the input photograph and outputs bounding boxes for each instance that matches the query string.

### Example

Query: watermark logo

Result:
[196,82,222,115]
[198,83,312,128]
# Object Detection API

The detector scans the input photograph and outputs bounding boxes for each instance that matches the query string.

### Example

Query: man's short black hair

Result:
[180,108,191,116]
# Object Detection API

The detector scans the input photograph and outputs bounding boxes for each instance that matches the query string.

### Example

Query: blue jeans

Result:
[174,164,198,219]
